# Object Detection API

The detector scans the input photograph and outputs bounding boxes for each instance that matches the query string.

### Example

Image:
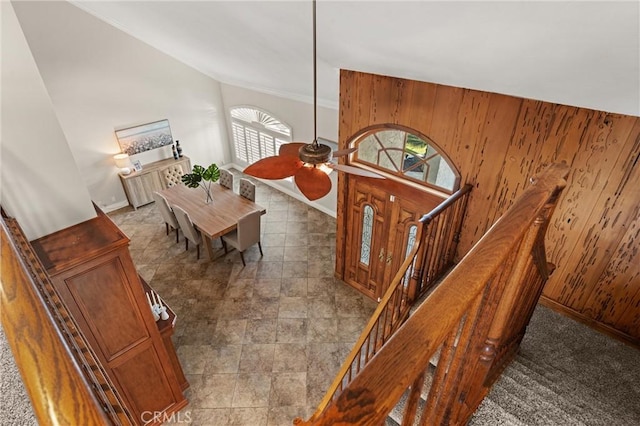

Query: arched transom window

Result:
[230,107,292,165]
[353,127,459,193]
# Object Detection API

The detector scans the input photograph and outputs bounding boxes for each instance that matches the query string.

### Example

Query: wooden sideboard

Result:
[120,156,191,209]
[31,208,188,425]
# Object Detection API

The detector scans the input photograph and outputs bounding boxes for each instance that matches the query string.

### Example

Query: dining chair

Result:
[152,192,180,243]
[164,164,184,187]
[221,210,263,266]
[219,169,233,190]
[239,178,255,202]
[172,205,202,259]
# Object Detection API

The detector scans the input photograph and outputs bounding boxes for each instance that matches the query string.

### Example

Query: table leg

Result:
[202,232,215,261]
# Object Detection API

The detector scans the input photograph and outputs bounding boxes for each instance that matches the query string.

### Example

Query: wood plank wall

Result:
[338,70,640,346]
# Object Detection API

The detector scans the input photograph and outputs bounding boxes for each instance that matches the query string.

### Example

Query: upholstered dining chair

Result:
[219,169,233,190]
[172,205,202,259]
[164,164,184,187]
[239,178,256,202]
[152,191,180,243]
[221,210,263,266]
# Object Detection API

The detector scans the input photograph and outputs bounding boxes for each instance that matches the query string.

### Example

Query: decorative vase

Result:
[176,140,183,157]
[172,144,179,160]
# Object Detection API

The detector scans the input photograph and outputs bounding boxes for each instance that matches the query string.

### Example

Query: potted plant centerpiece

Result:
[181,163,220,203]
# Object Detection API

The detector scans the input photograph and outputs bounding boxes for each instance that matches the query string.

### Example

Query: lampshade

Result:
[114,153,132,175]
[114,153,130,168]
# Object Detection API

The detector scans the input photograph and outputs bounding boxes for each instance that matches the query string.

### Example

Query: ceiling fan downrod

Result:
[299,0,332,166]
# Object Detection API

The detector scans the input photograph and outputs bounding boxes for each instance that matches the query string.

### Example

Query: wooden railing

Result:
[409,183,472,299]
[1,210,134,425]
[296,162,569,425]
[306,184,472,421]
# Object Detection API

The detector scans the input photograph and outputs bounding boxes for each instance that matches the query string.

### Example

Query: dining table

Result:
[159,183,266,260]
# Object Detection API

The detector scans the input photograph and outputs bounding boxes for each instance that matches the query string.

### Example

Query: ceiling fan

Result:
[243,0,383,201]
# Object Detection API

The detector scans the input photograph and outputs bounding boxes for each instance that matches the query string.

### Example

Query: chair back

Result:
[164,164,184,187]
[239,178,255,202]
[152,192,178,228]
[236,210,261,251]
[219,169,234,190]
[172,205,201,245]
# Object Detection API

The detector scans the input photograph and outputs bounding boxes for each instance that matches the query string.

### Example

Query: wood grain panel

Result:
[448,89,492,183]
[586,205,640,329]
[579,128,640,319]
[406,79,437,136]
[457,94,522,255]
[489,100,555,227]
[542,116,639,308]
[342,70,374,142]
[613,150,640,338]
[537,106,594,265]
[338,70,640,344]
[370,74,396,125]
[426,85,465,156]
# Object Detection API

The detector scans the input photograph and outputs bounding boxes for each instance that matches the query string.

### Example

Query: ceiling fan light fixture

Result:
[317,162,333,175]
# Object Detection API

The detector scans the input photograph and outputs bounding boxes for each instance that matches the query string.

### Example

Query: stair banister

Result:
[296,162,569,425]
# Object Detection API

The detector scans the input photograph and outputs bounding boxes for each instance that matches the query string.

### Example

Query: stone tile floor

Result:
[108,171,377,426]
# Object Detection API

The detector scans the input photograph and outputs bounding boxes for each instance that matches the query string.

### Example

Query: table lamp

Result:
[114,153,132,175]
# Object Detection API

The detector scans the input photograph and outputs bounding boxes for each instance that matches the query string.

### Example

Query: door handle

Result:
[378,248,385,261]
[386,253,393,264]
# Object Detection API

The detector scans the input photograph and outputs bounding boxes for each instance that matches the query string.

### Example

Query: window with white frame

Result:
[230,107,292,165]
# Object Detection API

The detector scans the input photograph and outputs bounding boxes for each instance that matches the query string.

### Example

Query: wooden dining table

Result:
[159,183,266,260]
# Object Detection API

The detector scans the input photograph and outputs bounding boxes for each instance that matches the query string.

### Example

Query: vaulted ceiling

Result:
[72,1,639,116]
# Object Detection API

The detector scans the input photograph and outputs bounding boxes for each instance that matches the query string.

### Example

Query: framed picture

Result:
[115,119,173,156]
[132,160,143,172]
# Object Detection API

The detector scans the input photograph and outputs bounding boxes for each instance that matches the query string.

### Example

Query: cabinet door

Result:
[51,249,187,423]
[140,172,164,203]
[127,172,163,207]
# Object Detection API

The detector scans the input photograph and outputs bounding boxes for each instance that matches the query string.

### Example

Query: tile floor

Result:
[108,171,377,426]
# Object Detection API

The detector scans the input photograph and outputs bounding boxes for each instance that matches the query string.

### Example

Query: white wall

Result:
[220,84,339,216]
[12,1,230,212]
[1,2,96,240]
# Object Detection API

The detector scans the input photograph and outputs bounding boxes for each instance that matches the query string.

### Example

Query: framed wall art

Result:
[115,119,173,156]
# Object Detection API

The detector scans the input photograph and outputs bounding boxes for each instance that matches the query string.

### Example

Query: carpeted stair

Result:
[384,305,640,426]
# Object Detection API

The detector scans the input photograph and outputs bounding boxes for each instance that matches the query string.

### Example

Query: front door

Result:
[344,176,445,300]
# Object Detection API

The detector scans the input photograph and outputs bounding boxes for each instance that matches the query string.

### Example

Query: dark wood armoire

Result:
[30,208,187,425]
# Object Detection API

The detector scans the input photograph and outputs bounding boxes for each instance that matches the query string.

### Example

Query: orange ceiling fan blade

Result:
[294,166,332,201]
[244,156,303,179]
[329,163,385,179]
[279,143,307,157]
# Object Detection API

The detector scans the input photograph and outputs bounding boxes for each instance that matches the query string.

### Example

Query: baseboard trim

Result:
[102,200,130,213]
[539,296,639,349]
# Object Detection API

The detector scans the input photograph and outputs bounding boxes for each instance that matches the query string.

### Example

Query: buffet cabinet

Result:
[120,156,191,209]
[31,208,188,425]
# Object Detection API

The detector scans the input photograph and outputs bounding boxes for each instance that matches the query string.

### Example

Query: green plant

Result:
[181,163,220,203]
